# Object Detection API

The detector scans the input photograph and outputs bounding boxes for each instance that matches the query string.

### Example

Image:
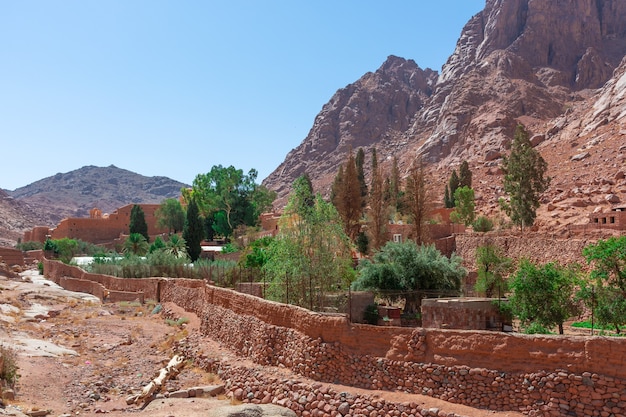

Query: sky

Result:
[0,1,485,191]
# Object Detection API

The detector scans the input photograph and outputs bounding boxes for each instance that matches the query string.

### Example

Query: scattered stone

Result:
[571,152,590,161]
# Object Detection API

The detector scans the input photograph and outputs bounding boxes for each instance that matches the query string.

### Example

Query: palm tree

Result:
[124,233,149,256]
[166,234,189,259]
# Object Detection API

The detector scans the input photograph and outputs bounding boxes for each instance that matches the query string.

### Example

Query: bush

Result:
[363,303,380,325]
[16,241,43,251]
[472,215,494,232]
[0,345,19,388]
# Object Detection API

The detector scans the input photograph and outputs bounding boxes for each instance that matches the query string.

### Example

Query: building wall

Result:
[422,298,508,330]
[0,248,25,266]
[25,204,168,245]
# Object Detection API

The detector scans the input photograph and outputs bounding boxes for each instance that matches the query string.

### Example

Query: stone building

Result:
[588,205,626,230]
[23,204,168,246]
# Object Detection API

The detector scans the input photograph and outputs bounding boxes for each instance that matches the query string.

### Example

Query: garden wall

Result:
[161,279,626,415]
[45,258,626,415]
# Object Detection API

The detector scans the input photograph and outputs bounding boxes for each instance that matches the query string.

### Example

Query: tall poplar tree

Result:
[355,147,368,207]
[500,124,551,231]
[404,157,431,245]
[332,151,363,241]
[367,148,387,251]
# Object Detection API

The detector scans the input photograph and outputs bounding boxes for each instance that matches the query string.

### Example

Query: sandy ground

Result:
[0,268,523,417]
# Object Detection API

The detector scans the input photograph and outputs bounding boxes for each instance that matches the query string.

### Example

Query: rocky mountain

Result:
[0,165,188,245]
[263,0,626,232]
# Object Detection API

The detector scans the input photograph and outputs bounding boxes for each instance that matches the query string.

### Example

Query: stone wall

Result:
[45,259,626,415]
[43,259,163,302]
[160,280,626,415]
[455,233,595,270]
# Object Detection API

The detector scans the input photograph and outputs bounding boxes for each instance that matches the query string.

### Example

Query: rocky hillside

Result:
[263,0,626,232]
[0,165,188,245]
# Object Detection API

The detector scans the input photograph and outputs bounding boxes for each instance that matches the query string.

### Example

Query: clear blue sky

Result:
[0,1,484,191]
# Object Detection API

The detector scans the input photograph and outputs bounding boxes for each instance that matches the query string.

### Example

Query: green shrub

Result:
[472,215,494,232]
[16,241,43,251]
[0,345,19,388]
[363,303,379,325]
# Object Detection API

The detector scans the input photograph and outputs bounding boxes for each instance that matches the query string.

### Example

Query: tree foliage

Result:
[183,198,203,262]
[458,160,472,189]
[385,157,403,215]
[367,148,387,252]
[404,158,431,245]
[500,125,550,231]
[156,198,186,234]
[474,244,513,298]
[124,233,149,256]
[508,259,581,334]
[184,165,275,238]
[129,205,149,242]
[579,236,626,332]
[352,241,465,314]
[263,175,355,309]
[450,186,475,226]
[332,150,363,241]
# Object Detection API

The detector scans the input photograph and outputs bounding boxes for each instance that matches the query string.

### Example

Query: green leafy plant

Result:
[363,303,380,325]
[472,216,494,232]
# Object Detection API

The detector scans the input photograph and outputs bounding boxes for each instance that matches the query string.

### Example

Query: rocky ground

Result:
[0,266,525,417]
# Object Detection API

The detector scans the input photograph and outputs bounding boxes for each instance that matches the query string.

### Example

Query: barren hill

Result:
[0,165,188,245]
[263,0,626,232]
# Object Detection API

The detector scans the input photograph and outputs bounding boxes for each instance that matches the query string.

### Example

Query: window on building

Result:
[602,218,607,224]
[594,218,599,223]
[393,234,402,243]
[610,217,615,224]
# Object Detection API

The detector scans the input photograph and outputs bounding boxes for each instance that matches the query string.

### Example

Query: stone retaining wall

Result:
[45,259,626,415]
[161,279,626,416]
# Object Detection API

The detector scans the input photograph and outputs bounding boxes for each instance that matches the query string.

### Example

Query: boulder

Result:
[605,194,621,204]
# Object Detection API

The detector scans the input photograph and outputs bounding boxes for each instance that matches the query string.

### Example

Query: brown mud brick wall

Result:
[0,248,25,266]
[46,258,626,415]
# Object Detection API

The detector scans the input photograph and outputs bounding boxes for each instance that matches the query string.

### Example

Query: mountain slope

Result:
[6,165,188,232]
[263,0,626,228]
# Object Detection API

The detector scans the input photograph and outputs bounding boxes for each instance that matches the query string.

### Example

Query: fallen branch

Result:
[126,354,185,406]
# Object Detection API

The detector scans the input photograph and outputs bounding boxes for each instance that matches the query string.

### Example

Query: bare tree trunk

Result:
[126,354,185,406]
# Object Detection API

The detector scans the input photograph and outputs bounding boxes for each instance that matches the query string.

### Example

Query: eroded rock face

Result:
[264,0,626,214]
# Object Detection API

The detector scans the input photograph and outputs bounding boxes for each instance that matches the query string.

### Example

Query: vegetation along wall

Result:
[45,259,626,415]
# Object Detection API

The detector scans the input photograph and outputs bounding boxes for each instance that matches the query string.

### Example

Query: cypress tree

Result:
[355,148,368,207]
[129,205,149,242]
[183,198,204,262]
[448,170,460,208]
[459,160,472,189]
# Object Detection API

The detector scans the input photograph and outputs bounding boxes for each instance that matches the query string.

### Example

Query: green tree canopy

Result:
[367,148,387,252]
[509,259,581,334]
[579,236,626,332]
[500,124,550,231]
[450,186,476,226]
[474,244,513,298]
[263,175,355,309]
[458,160,472,189]
[184,165,276,238]
[352,241,465,314]
[156,198,186,234]
[129,205,149,242]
